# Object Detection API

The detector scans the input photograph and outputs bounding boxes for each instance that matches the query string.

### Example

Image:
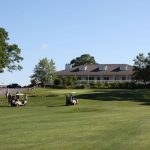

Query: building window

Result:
[122,77,126,80]
[78,77,81,80]
[86,77,88,80]
[104,77,109,80]
[97,77,100,80]
[89,77,94,80]
[115,76,120,80]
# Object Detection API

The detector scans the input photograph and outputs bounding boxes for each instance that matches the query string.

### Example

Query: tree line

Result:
[0,27,150,88]
[27,52,150,88]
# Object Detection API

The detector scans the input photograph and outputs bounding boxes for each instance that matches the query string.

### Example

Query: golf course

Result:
[0,88,150,150]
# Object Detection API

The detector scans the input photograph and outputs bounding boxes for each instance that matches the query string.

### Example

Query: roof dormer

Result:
[99,65,108,71]
[79,65,87,71]
[119,65,128,71]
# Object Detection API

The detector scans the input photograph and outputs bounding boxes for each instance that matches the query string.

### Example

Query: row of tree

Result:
[30,52,150,87]
[0,28,23,73]
[1,27,150,87]
[132,53,150,85]
[30,54,96,87]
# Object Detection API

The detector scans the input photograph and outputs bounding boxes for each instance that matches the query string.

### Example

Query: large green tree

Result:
[132,53,150,84]
[30,58,56,87]
[70,54,96,67]
[0,28,23,72]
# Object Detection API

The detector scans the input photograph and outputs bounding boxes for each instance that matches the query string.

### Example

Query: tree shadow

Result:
[0,105,10,107]
[47,104,66,107]
[140,102,150,106]
[30,94,58,98]
[77,89,150,105]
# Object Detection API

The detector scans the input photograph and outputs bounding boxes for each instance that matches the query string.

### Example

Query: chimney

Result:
[65,64,72,70]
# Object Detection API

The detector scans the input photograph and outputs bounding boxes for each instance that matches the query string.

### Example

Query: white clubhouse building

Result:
[57,64,133,83]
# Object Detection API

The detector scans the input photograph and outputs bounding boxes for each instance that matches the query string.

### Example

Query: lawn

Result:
[0,88,150,150]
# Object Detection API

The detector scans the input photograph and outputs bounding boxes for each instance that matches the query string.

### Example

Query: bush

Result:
[53,77,150,89]
[54,76,79,88]
[54,78,63,86]
[54,85,68,89]
[82,81,90,88]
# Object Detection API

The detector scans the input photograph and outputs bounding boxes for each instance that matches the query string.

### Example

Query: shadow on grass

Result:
[47,104,66,107]
[140,102,150,106]
[77,89,150,105]
[30,94,58,98]
[0,105,10,107]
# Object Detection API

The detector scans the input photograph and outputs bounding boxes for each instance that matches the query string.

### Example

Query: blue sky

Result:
[0,0,150,86]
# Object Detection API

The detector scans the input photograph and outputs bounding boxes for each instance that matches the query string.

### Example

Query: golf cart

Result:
[65,92,78,106]
[8,93,28,107]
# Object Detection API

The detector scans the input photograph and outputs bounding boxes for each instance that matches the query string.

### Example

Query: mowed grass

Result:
[0,88,150,150]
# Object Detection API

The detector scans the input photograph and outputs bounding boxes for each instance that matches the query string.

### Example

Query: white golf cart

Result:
[65,92,78,106]
[8,93,28,107]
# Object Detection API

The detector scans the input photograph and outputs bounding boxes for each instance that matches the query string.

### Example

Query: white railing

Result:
[79,80,132,83]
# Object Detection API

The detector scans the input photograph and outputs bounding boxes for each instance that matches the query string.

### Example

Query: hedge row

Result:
[53,81,150,89]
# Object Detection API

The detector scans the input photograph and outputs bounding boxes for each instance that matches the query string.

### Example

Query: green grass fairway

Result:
[0,88,150,150]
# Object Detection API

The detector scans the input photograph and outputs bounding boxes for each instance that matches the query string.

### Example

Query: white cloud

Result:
[42,43,48,49]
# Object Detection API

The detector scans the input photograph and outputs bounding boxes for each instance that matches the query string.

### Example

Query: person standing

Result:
[5,89,10,99]
[7,93,12,106]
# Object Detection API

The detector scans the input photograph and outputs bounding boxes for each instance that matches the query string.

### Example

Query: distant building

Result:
[56,64,133,83]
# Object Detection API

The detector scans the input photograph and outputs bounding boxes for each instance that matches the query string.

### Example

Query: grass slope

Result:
[0,88,150,150]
